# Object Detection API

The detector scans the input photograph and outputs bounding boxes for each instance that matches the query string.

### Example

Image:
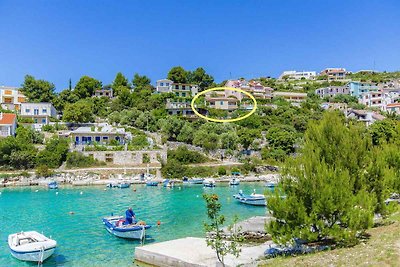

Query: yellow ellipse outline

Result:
[190,87,258,123]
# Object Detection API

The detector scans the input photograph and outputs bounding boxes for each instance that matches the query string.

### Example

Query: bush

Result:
[36,165,53,177]
[66,152,105,168]
[218,166,227,176]
[42,125,55,132]
[168,146,209,164]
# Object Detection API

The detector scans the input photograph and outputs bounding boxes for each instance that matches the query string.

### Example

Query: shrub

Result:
[218,166,227,176]
[167,146,209,164]
[66,152,105,168]
[36,165,53,177]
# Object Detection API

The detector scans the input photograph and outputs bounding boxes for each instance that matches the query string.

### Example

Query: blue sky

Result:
[1,0,399,91]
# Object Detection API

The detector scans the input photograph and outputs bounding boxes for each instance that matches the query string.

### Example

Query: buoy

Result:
[133,188,137,192]
[80,191,83,195]
[69,211,74,215]
[103,188,107,191]
[196,195,199,198]
[35,190,39,192]
[157,221,161,226]
[56,192,59,195]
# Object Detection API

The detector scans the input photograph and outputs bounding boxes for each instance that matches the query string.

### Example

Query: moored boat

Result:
[229,178,240,186]
[265,182,277,188]
[163,179,174,187]
[203,178,216,187]
[146,181,159,186]
[47,181,58,189]
[116,183,130,189]
[233,190,266,206]
[183,177,204,184]
[102,216,151,239]
[8,231,57,262]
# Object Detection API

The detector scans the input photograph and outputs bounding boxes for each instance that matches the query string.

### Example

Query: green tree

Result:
[74,76,102,98]
[21,75,56,102]
[36,137,69,168]
[132,73,151,90]
[238,129,261,150]
[177,122,194,143]
[167,66,187,83]
[267,112,379,246]
[112,72,129,89]
[265,125,296,154]
[203,194,242,266]
[63,99,94,123]
[369,119,399,146]
[187,67,214,91]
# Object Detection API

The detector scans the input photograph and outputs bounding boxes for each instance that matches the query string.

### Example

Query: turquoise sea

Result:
[0,183,267,266]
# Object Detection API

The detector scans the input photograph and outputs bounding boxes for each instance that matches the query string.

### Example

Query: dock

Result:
[135,237,271,267]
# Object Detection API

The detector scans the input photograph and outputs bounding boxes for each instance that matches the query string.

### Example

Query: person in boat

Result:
[124,207,137,225]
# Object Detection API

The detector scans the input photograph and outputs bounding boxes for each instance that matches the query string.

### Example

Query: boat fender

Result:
[138,221,146,226]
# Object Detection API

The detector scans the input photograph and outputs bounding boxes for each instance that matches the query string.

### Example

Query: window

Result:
[182,85,185,90]
[34,109,39,115]
[182,92,186,97]
[160,82,164,86]
[175,92,179,96]
[75,136,79,143]
[41,118,46,123]
[103,136,108,140]
[42,108,47,114]
[95,136,101,142]
[25,109,30,113]
[166,83,169,86]
[175,85,179,89]
[34,118,38,123]
[220,101,224,105]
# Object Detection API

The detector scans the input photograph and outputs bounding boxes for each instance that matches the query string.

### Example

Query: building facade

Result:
[273,91,307,102]
[67,123,132,146]
[205,97,238,110]
[155,79,198,97]
[0,86,27,111]
[315,86,350,98]
[94,88,113,98]
[166,100,208,118]
[320,68,347,80]
[0,113,17,137]
[225,79,273,99]
[278,71,317,80]
[348,81,379,98]
[20,103,57,124]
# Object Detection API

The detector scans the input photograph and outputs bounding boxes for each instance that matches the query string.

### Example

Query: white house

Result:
[0,113,17,137]
[278,71,317,80]
[0,86,27,111]
[20,102,57,125]
[155,79,199,97]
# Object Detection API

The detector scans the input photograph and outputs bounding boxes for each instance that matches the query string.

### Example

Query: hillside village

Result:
[0,66,400,180]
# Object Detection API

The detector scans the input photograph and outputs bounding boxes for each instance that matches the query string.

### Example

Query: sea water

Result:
[0,183,268,266]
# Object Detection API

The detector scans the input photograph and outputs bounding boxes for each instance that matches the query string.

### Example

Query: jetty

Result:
[135,237,272,267]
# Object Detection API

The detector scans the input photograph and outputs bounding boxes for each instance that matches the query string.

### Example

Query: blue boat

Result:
[102,216,151,239]
[265,182,277,188]
[163,179,174,187]
[146,181,159,186]
[116,183,130,189]
[233,190,266,206]
[47,181,58,189]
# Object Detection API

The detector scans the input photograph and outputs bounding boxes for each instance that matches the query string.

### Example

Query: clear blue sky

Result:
[1,0,399,91]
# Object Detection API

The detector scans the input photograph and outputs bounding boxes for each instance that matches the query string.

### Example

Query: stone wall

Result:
[82,149,167,166]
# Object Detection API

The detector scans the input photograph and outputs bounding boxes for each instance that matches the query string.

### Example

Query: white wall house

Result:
[0,86,27,111]
[155,79,199,97]
[278,71,317,80]
[0,113,17,137]
[20,102,57,125]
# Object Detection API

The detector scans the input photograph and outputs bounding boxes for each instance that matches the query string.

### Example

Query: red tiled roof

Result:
[0,113,16,125]
[387,103,400,107]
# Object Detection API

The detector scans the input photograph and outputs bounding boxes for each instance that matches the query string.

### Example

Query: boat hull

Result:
[102,217,151,240]
[233,194,266,206]
[10,247,55,262]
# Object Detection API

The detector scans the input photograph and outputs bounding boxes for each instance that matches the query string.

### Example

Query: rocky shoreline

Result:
[0,173,280,187]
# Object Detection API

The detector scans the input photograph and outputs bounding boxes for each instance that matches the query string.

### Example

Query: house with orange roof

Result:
[0,112,17,137]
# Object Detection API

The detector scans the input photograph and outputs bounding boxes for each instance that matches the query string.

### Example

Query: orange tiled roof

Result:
[0,113,16,125]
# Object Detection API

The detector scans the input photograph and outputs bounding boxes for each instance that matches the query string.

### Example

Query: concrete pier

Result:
[135,237,271,267]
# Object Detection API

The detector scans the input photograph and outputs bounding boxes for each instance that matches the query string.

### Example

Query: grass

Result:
[258,212,400,267]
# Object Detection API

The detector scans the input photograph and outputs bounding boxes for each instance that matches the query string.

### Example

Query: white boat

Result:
[203,178,216,187]
[229,178,240,186]
[233,190,266,206]
[265,182,277,188]
[8,231,56,262]
[102,216,151,239]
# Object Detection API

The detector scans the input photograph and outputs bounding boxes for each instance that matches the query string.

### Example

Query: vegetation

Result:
[66,152,105,168]
[167,146,209,164]
[267,112,400,247]
[203,193,242,266]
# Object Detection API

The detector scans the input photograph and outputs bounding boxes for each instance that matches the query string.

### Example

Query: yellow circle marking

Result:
[190,87,258,123]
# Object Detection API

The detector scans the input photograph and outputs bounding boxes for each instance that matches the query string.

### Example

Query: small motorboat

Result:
[265,182,277,188]
[233,190,266,206]
[229,178,240,186]
[163,179,174,188]
[116,183,130,189]
[102,216,151,239]
[203,178,216,187]
[146,181,159,186]
[47,181,58,189]
[183,177,204,184]
[8,231,57,262]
